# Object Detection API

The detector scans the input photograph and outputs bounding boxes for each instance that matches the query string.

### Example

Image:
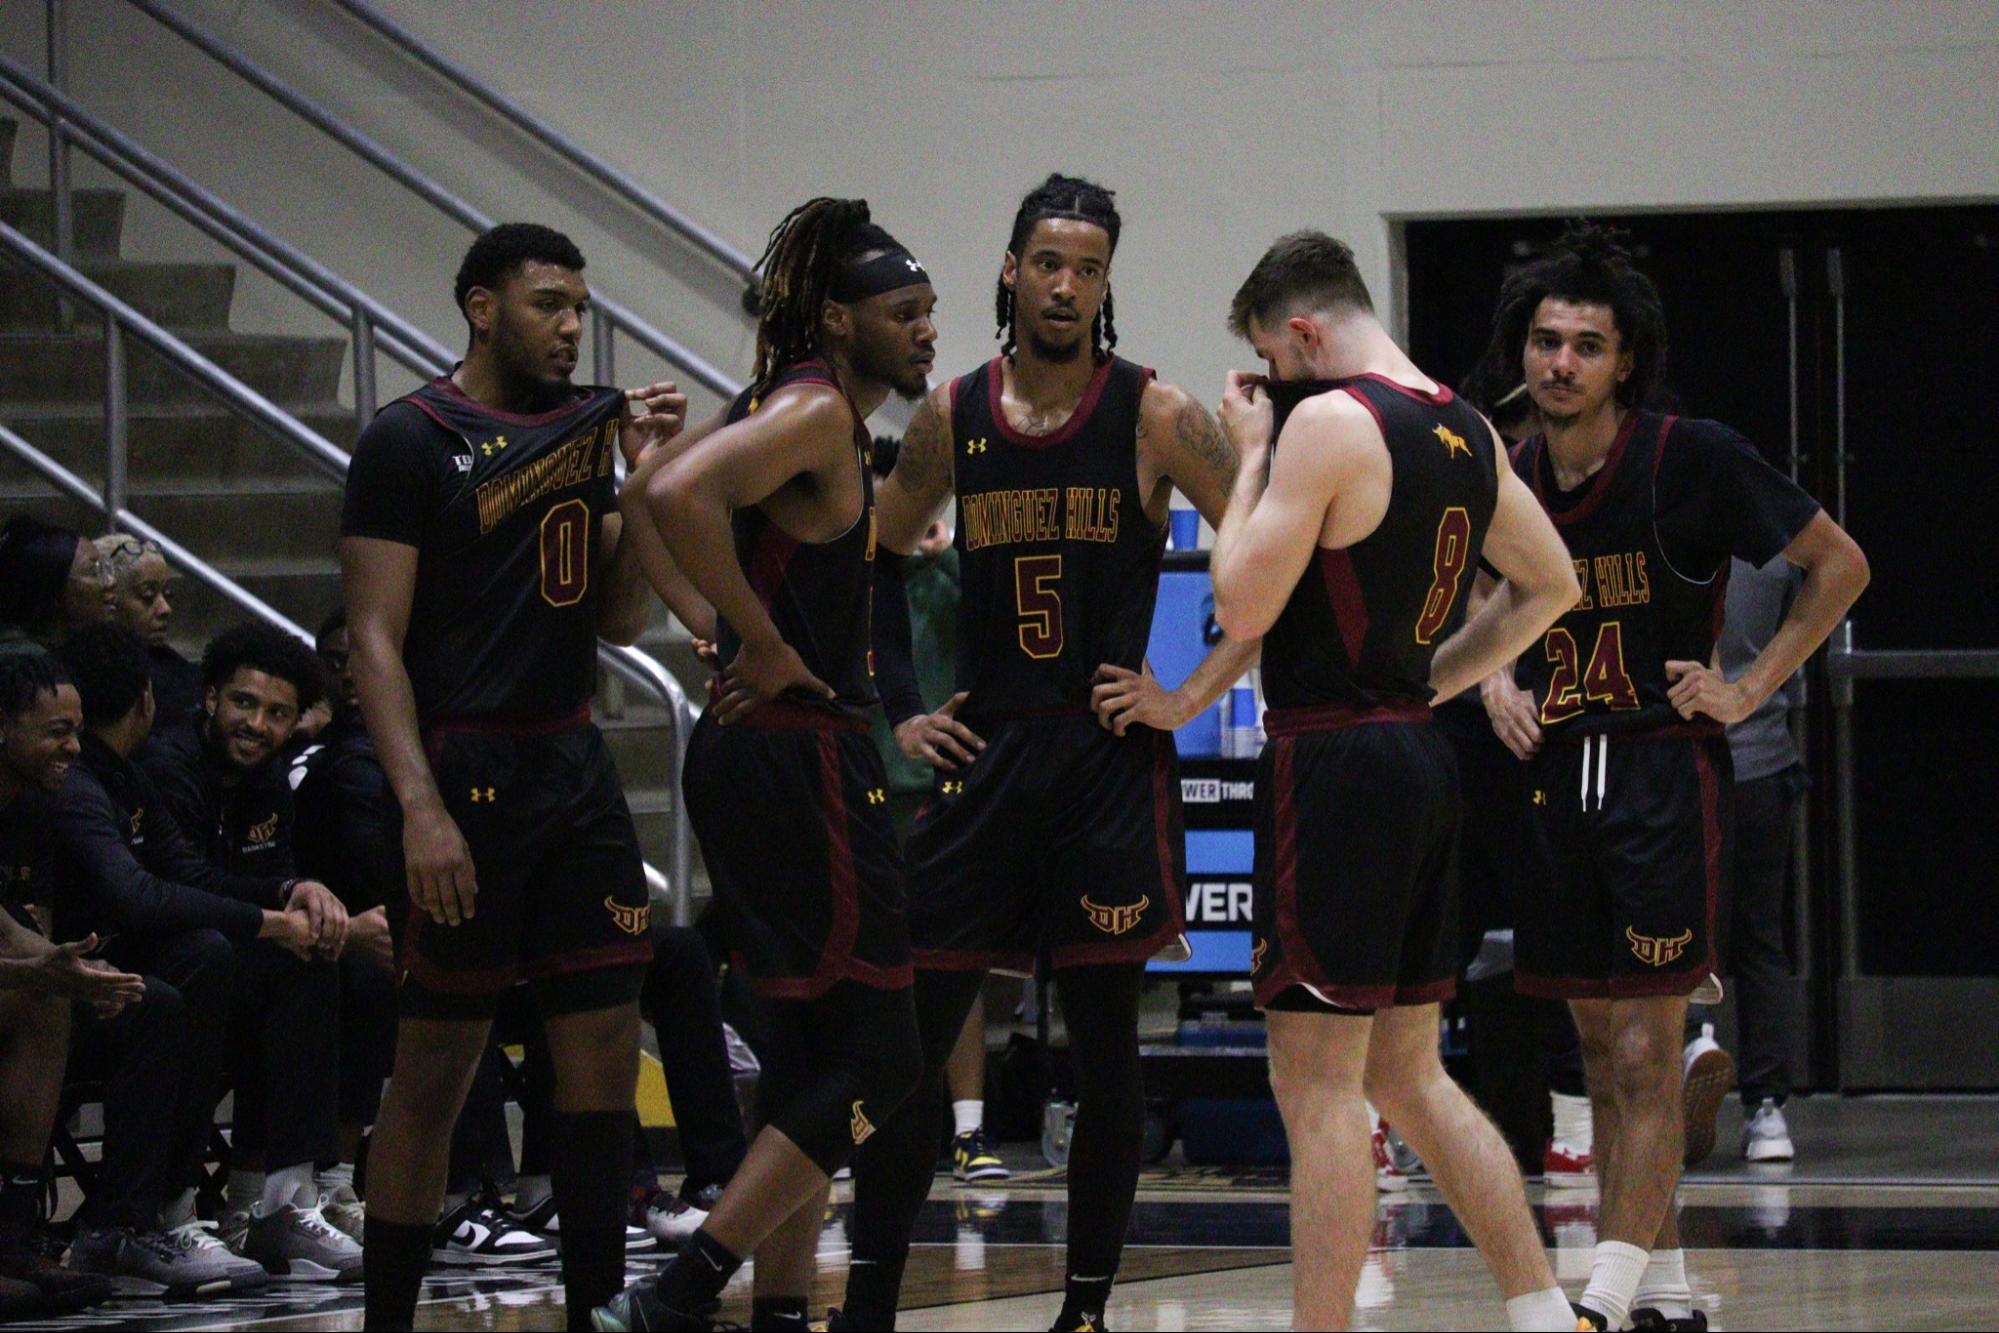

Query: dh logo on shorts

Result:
[604,897,650,937]
[1251,938,1268,973]
[1081,895,1149,936]
[1627,926,1694,967]
[850,1100,876,1145]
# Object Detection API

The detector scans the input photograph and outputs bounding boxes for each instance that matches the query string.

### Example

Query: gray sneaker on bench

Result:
[240,1203,364,1284]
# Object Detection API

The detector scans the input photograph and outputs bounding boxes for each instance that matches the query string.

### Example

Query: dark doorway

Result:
[1404,207,1999,1082]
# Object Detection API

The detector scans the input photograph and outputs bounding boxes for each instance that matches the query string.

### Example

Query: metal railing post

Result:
[670,694,695,926]
[592,305,615,393]
[45,0,71,266]
[350,308,377,427]
[102,314,127,525]
[1832,621,1861,984]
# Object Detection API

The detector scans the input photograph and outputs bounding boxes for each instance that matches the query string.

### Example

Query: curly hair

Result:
[1464,220,1668,415]
[995,174,1121,362]
[56,622,150,727]
[453,223,586,337]
[0,651,70,721]
[747,198,904,400]
[200,622,326,713]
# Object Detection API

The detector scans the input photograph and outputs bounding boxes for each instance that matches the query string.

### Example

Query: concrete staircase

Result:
[0,118,704,882]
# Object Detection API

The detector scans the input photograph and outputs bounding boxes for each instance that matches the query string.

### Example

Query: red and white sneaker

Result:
[1543,1139,1596,1189]
[1372,1116,1409,1193]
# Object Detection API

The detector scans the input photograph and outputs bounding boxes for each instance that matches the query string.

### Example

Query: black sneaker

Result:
[1050,1310,1108,1332]
[0,1241,113,1312]
[511,1191,656,1252]
[1571,1304,1609,1331]
[951,1127,1010,1184]
[591,1278,719,1331]
[433,1196,558,1266]
[1631,1309,1709,1331]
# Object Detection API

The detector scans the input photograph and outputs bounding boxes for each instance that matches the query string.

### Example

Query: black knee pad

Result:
[764,983,922,1175]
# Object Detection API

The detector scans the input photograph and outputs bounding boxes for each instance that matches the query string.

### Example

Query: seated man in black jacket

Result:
[51,623,357,1292]
[138,621,389,1279]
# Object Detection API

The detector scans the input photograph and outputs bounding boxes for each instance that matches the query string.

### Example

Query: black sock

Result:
[550,1109,633,1331]
[1063,1272,1114,1318]
[0,1162,41,1250]
[751,1295,810,1330]
[654,1227,743,1311]
[362,1216,433,1331]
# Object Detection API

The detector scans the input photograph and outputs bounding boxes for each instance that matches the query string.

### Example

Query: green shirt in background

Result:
[869,547,961,796]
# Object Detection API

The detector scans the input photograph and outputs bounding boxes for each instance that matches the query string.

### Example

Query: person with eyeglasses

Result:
[0,514,113,657]
[96,535,203,730]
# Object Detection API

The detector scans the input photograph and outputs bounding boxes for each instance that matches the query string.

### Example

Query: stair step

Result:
[0,186,126,258]
[0,331,348,405]
[0,258,235,330]
[0,404,356,483]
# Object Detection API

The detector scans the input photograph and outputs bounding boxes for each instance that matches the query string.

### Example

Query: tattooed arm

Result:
[1093,380,1260,737]
[875,385,956,555]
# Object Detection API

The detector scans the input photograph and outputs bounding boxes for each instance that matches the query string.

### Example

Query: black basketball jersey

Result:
[948,355,1164,717]
[340,376,625,723]
[1512,410,1819,737]
[1261,374,1500,711]
[715,360,877,714]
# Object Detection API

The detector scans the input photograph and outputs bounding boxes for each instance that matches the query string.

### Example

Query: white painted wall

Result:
[5,0,1996,417]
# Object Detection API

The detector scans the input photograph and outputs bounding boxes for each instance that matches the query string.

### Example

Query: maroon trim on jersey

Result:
[960,703,1092,726]
[423,704,592,739]
[1532,409,1642,527]
[704,683,869,733]
[424,373,602,427]
[1393,976,1459,1006]
[747,733,864,999]
[985,354,1117,449]
[1351,371,1455,407]
[1051,728,1187,969]
[746,522,802,610]
[1315,547,1370,665]
[402,395,458,436]
[400,908,517,994]
[524,939,655,981]
[913,946,1036,973]
[1263,699,1432,737]
[1694,738,1723,970]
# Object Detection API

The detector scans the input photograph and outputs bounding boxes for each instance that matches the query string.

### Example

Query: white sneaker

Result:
[1690,972,1725,1005]
[434,1198,557,1267]
[1371,1116,1408,1193]
[317,1183,365,1243]
[643,1195,709,1249]
[1742,1099,1796,1162]
[1682,1023,1736,1167]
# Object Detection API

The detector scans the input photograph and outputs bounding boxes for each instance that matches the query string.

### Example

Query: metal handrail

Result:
[0,220,697,920]
[327,0,759,288]
[0,55,454,420]
[123,0,741,401]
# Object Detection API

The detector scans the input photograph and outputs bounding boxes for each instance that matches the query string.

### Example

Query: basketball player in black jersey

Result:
[1211,232,1582,1333]
[341,223,688,1331]
[1468,225,1868,1332]
[592,199,933,1333]
[840,175,1258,1333]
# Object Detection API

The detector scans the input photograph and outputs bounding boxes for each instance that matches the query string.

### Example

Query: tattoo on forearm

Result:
[1174,396,1238,488]
[892,395,950,498]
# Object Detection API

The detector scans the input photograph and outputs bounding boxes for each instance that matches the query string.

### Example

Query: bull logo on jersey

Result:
[481,434,508,457]
[1082,895,1149,936]
[605,897,650,938]
[850,1100,877,1145]
[245,813,279,846]
[1626,927,1694,968]
[1433,423,1472,459]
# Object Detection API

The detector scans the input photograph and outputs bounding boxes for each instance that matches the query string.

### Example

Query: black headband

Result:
[831,248,929,303]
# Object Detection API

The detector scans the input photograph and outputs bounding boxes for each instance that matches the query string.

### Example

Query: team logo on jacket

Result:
[850,1100,876,1145]
[605,897,650,937]
[1434,423,1472,459]
[246,813,279,845]
[1081,895,1149,936]
[1626,927,1694,967]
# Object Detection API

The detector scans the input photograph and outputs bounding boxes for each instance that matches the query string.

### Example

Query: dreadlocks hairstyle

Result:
[748,197,903,400]
[1464,220,1669,415]
[995,174,1121,363]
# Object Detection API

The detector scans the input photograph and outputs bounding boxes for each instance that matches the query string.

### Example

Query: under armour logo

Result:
[481,435,509,457]
[865,788,886,805]
[1532,789,1547,805]
[469,787,497,803]
[940,780,964,796]
[1082,895,1149,936]
[965,437,988,455]
[904,257,923,273]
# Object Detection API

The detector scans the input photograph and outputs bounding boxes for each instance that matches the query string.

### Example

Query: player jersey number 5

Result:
[1014,554,1063,659]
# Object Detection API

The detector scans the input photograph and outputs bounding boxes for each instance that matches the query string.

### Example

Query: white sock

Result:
[952,1100,984,1138]
[1506,1286,1578,1332]
[1580,1240,1650,1328]
[226,1170,264,1217]
[316,1163,356,1199]
[158,1188,199,1230]
[254,1162,315,1217]
[515,1174,553,1209]
[1551,1091,1593,1151]
[1634,1247,1694,1319]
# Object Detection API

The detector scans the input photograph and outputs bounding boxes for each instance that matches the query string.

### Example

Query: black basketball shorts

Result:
[905,712,1185,974]
[1515,723,1733,1000]
[683,703,912,1000]
[394,712,652,1015]
[1251,703,1460,1013]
